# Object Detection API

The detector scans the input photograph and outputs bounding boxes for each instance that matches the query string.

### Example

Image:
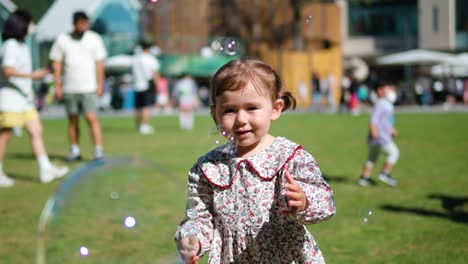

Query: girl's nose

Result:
[235,110,248,125]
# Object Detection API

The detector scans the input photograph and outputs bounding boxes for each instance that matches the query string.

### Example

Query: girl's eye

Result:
[247,107,258,111]
[224,109,235,114]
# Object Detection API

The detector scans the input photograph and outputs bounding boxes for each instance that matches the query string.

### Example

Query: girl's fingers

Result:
[285,183,301,193]
[286,190,303,201]
[285,171,297,184]
[288,200,303,208]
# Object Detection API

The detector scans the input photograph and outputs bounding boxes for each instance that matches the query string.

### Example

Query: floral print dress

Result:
[175,137,335,263]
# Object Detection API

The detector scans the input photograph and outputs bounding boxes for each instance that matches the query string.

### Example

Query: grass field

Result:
[0,112,467,263]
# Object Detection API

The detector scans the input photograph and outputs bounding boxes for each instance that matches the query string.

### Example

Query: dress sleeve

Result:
[287,148,336,225]
[174,163,214,256]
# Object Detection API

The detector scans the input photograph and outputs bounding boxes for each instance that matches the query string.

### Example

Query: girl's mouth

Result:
[235,130,251,138]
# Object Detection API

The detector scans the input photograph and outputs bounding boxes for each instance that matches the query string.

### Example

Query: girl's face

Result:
[211,82,284,156]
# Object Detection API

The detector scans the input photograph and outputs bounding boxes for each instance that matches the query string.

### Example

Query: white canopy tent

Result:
[0,0,16,13]
[35,0,141,42]
[376,49,456,66]
[104,54,134,71]
[431,53,468,77]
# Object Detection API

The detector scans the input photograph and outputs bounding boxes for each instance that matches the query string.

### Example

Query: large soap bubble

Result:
[36,156,184,264]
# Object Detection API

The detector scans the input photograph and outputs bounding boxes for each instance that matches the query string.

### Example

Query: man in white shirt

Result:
[132,40,160,134]
[50,11,107,161]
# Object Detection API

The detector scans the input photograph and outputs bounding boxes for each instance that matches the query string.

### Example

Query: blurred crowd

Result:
[36,71,209,114]
[336,72,468,115]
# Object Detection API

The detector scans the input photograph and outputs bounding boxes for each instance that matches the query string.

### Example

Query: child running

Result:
[175,58,335,263]
[358,80,400,187]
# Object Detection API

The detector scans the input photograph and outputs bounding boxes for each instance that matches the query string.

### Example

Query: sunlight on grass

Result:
[0,113,467,263]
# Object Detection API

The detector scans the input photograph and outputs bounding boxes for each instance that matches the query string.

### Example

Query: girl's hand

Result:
[392,128,399,138]
[282,171,309,215]
[177,235,200,264]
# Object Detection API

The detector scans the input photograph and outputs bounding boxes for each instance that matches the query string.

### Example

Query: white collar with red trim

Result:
[197,137,302,189]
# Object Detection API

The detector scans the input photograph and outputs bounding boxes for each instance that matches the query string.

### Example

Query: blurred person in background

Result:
[0,9,68,187]
[358,80,399,187]
[50,11,107,162]
[173,73,198,130]
[339,75,351,113]
[324,73,337,112]
[349,76,361,116]
[155,76,171,114]
[311,71,322,111]
[464,78,468,105]
[132,39,160,134]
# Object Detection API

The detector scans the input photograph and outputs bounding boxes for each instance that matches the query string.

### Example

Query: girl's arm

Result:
[286,149,336,225]
[175,165,214,257]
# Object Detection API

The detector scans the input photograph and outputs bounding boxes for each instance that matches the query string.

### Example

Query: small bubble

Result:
[208,125,238,156]
[123,216,136,228]
[79,246,89,256]
[358,208,374,224]
[223,38,238,56]
[305,15,313,24]
[211,40,222,51]
[109,192,119,200]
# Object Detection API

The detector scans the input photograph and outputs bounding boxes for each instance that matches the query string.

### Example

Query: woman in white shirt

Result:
[0,10,68,187]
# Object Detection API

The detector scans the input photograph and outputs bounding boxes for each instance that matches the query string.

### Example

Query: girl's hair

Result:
[210,58,296,112]
[1,9,32,42]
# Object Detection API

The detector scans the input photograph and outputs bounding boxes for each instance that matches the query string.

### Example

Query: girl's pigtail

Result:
[281,91,297,112]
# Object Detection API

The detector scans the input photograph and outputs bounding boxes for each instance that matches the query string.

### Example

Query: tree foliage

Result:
[12,0,54,21]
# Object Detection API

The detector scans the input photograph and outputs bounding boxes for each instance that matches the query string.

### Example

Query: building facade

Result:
[342,0,468,59]
[419,0,468,51]
[342,0,418,57]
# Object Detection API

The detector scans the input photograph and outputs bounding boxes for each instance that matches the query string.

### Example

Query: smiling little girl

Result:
[175,58,335,264]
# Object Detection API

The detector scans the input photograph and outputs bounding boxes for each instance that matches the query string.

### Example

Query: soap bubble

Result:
[305,15,313,24]
[123,216,136,228]
[358,208,374,224]
[208,125,238,156]
[210,39,222,51]
[78,246,89,256]
[36,156,184,264]
[146,0,159,10]
[210,38,240,56]
[223,38,238,56]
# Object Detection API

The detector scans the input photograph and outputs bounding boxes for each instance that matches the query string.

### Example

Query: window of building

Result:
[432,6,439,33]
[348,0,417,37]
[456,0,468,33]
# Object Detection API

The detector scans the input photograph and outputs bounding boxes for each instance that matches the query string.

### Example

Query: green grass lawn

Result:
[1,112,467,263]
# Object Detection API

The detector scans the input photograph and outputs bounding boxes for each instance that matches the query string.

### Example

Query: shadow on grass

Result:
[101,124,138,134]
[322,173,352,183]
[9,152,93,163]
[381,194,468,224]
[9,152,65,161]
[8,172,37,182]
